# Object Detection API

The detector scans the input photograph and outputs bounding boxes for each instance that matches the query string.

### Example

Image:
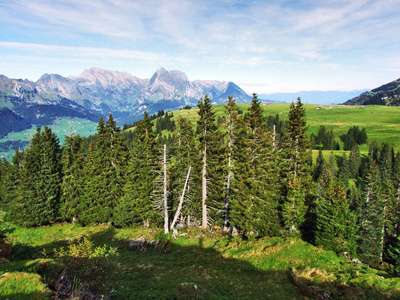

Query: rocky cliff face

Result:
[0,67,252,127]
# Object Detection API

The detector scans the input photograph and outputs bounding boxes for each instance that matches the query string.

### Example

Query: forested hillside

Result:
[1,94,400,298]
[344,78,400,106]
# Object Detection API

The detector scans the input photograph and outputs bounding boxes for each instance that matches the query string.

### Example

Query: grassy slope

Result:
[165,104,400,153]
[0,117,97,159]
[1,221,400,299]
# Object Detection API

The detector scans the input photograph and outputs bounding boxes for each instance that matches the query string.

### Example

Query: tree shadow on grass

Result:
[2,227,400,299]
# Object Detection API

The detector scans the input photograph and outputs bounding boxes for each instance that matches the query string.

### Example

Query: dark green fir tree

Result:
[230,94,280,236]
[117,112,159,227]
[17,127,62,226]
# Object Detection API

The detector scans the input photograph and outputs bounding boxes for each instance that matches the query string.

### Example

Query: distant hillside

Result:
[0,107,31,138]
[343,78,400,106]
[260,90,367,104]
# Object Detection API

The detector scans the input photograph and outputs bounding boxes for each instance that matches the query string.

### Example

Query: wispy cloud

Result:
[0,0,400,92]
[0,42,179,63]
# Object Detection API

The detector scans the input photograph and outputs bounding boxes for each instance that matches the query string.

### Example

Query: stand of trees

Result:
[1,95,400,269]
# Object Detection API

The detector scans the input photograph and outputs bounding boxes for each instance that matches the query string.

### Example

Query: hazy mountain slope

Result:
[343,78,400,106]
[260,90,367,105]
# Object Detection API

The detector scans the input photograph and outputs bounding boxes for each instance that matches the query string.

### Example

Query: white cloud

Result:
[1,0,400,92]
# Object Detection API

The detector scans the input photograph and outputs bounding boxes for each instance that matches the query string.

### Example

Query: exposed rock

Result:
[352,258,362,264]
[129,238,152,252]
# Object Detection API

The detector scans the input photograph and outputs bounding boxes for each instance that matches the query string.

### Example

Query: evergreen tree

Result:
[169,116,200,226]
[80,115,127,225]
[338,152,350,187]
[230,94,280,236]
[222,96,242,231]
[315,175,357,255]
[197,94,217,229]
[314,150,326,181]
[1,150,23,219]
[358,161,385,262]
[348,145,361,179]
[280,97,314,236]
[117,112,159,227]
[17,127,62,226]
[59,134,86,222]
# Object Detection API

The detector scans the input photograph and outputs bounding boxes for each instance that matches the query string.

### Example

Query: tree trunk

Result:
[171,166,191,230]
[164,144,168,234]
[224,139,232,231]
[273,124,276,149]
[202,143,207,229]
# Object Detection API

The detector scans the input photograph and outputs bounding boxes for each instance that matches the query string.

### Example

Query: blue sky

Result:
[0,0,399,94]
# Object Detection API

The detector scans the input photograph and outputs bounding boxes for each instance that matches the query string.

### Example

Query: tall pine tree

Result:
[230,94,280,236]
[197,94,217,229]
[280,97,314,236]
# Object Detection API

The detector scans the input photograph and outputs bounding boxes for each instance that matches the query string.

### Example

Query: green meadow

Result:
[0,117,97,159]
[2,218,400,299]
[169,103,400,152]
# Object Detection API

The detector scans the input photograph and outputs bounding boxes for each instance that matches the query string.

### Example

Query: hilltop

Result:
[343,78,400,106]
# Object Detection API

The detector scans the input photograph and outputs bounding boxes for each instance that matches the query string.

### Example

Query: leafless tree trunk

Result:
[171,166,191,230]
[163,144,168,234]
[224,139,232,231]
[202,143,207,229]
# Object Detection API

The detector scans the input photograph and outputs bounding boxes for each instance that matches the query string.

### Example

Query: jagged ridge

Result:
[0,67,252,126]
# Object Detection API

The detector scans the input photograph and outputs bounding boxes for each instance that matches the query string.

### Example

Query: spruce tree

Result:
[17,127,62,226]
[280,97,314,236]
[197,94,217,229]
[222,96,242,231]
[348,145,361,179]
[1,150,23,222]
[60,134,85,222]
[117,112,159,227]
[314,150,326,181]
[358,161,385,262]
[315,172,357,255]
[338,152,350,188]
[230,94,280,236]
[81,115,127,225]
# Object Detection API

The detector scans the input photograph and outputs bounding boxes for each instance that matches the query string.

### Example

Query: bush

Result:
[53,234,119,295]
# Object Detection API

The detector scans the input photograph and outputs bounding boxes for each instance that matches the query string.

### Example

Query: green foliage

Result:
[280,98,314,237]
[8,127,63,227]
[197,94,220,228]
[313,125,337,150]
[282,177,307,233]
[54,234,118,259]
[230,94,281,236]
[340,126,368,150]
[315,178,357,255]
[358,161,385,263]
[59,133,85,222]
[79,115,128,225]
[169,115,201,225]
[117,111,160,227]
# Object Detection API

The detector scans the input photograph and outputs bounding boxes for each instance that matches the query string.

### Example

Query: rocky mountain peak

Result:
[149,68,188,86]
[71,67,146,89]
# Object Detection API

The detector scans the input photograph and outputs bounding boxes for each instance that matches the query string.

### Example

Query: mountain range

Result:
[0,67,253,138]
[1,66,399,145]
